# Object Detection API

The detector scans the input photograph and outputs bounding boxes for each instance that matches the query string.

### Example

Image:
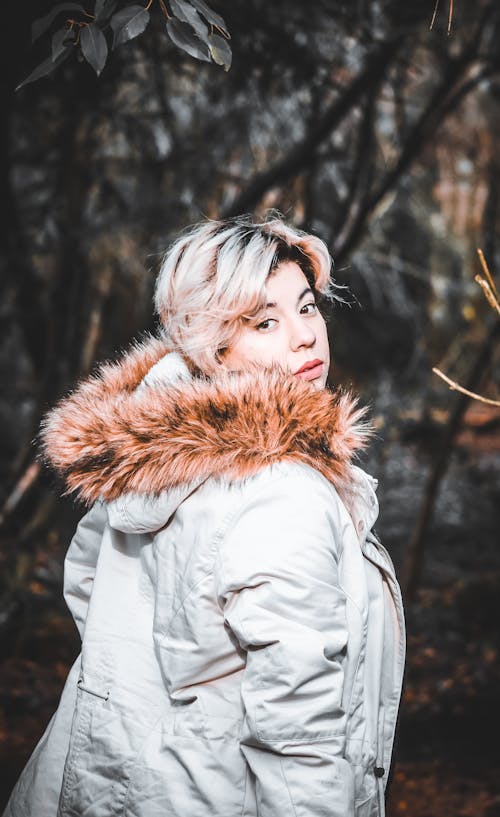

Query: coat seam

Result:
[257,732,347,744]
[156,571,214,641]
[279,757,299,817]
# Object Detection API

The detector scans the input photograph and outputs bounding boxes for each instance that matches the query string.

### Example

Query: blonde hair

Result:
[154,212,345,373]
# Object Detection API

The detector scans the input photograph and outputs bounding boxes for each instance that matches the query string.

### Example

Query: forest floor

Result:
[1,398,500,815]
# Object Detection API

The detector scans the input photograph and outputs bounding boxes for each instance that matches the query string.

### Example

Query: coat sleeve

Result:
[63,500,108,639]
[215,468,355,817]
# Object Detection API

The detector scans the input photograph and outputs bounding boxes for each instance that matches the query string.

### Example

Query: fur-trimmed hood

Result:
[40,335,375,508]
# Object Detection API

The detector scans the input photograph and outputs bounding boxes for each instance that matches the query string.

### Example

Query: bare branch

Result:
[221,39,401,218]
[430,0,440,31]
[335,51,484,263]
[477,247,499,299]
[432,367,500,406]
[475,276,500,316]
[0,462,41,528]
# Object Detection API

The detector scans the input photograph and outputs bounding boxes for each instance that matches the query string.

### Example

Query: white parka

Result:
[4,338,406,817]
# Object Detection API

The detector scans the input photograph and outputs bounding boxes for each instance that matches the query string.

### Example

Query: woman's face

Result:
[221,261,330,390]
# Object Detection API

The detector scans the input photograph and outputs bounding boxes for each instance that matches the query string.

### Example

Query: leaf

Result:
[94,0,118,23]
[169,0,208,41]
[166,18,211,62]
[188,0,228,34]
[80,23,108,75]
[208,32,231,70]
[52,26,75,61]
[32,3,86,42]
[110,5,150,48]
[16,48,72,91]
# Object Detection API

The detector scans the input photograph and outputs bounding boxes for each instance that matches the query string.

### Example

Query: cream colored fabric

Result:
[4,354,405,817]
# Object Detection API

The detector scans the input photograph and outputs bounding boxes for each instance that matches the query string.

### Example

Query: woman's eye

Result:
[300,302,317,314]
[256,318,277,331]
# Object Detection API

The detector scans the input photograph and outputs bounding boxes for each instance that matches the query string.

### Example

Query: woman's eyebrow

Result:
[264,287,313,309]
[297,286,313,303]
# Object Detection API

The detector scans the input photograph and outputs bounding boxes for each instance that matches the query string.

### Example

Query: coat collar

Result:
[40,335,376,510]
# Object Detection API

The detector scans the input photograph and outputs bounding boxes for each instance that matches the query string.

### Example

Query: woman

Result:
[4,214,405,817]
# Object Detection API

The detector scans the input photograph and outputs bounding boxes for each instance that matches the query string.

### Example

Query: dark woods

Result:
[1,1,500,813]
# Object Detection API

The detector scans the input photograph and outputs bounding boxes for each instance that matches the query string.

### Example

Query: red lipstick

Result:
[294,359,323,380]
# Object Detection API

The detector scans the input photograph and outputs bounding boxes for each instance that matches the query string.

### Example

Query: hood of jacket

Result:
[39,335,375,513]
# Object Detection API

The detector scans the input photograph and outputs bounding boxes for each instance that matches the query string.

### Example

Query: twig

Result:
[430,0,440,30]
[432,367,500,407]
[80,263,114,374]
[0,461,41,527]
[432,251,500,404]
[403,319,500,601]
[474,276,500,316]
[474,248,500,315]
[429,0,454,34]
[477,248,499,298]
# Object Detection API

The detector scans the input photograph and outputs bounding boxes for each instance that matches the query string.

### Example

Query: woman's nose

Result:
[290,318,316,350]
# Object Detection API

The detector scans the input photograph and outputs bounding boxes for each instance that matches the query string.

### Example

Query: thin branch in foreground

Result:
[430,0,440,31]
[477,247,499,299]
[433,250,500,405]
[432,367,500,407]
[474,275,500,316]
[429,0,454,35]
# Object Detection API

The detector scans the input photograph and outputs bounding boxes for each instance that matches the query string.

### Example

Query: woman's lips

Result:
[294,362,323,381]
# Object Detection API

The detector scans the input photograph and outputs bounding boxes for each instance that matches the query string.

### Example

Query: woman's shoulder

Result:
[211,460,348,536]
[235,459,340,498]
[209,460,380,560]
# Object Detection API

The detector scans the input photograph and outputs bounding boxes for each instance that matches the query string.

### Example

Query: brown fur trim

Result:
[40,335,374,505]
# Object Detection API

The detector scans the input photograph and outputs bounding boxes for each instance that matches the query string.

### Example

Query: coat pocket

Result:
[58,678,160,817]
[123,711,248,817]
[57,679,96,817]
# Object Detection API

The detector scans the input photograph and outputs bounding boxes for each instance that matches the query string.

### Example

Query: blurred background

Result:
[1,1,500,813]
